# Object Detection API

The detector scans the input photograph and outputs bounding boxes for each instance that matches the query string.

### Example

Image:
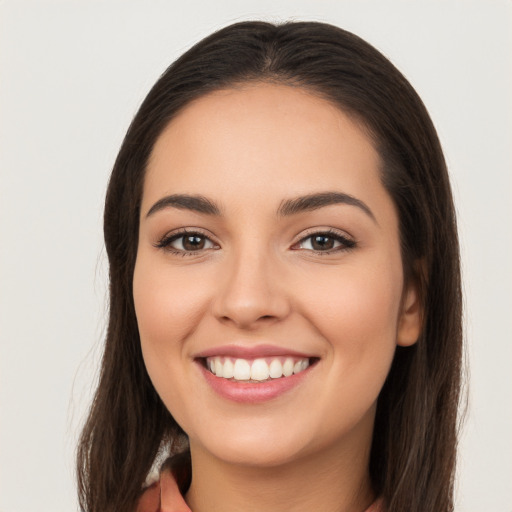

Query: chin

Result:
[185,409,368,469]
[192,434,310,468]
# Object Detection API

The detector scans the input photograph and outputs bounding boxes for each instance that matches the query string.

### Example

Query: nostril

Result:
[218,312,280,329]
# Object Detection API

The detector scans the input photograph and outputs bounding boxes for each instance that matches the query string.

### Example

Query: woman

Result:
[77,21,463,512]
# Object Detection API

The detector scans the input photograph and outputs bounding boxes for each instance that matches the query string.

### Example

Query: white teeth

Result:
[206,356,311,381]
[283,358,294,377]
[269,359,283,378]
[251,359,270,381]
[294,359,309,374]
[214,358,223,377]
[222,358,234,378]
[233,359,251,380]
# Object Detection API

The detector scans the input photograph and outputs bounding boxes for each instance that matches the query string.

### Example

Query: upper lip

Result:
[193,344,315,360]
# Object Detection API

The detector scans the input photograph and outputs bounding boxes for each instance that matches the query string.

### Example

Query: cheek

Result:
[133,256,211,426]
[132,254,212,417]
[290,262,403,438]
[133,259,209,352]
[298,259,403,370]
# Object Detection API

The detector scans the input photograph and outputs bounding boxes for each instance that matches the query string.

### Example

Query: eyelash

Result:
[292,229,356,254]
[154,228,218,256]
[155,228,356,256]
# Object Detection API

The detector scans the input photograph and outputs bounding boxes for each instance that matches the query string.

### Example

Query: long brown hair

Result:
[77,21,463,512]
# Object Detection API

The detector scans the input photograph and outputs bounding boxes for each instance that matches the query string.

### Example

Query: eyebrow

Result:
[145,191,376,223]
[277,192,376,223]
[146,194,221,217]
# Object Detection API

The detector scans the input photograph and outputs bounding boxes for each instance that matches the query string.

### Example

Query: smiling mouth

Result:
[201,356,317,383]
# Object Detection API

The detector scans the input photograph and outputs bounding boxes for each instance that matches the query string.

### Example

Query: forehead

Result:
[143,83,387,215]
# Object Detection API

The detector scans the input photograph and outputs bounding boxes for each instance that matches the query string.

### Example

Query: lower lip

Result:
[197,362,313,403]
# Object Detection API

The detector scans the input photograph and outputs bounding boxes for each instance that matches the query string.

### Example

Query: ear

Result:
[396,279,423,347]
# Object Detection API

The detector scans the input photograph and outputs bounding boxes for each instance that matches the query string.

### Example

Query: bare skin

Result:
[133,84,421,512]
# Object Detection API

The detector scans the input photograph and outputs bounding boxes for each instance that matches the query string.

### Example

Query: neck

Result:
[185,432,375,512]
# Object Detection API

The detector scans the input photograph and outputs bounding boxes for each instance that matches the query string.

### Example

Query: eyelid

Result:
[154,227,220,254]
[153,226,356,255]
[291,227,356,253]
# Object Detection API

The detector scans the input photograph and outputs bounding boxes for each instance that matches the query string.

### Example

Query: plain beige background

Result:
[0,1,511,511]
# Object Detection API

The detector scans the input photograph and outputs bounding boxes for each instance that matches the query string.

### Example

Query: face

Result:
[133,84,420,468]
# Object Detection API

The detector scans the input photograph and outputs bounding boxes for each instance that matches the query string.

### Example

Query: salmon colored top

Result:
[136,468,384,512]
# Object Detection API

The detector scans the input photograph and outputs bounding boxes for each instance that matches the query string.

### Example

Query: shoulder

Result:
[136,464,192,512]
[137,452,381,512]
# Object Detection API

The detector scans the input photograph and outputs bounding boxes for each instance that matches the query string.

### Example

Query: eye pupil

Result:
[312,235,334,250]
[183,235,205,251]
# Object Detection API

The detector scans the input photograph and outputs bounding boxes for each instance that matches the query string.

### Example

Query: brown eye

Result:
[156,231,217,253]
[295,231,356,253]
[310,235,335,251]
[182,234,207,251]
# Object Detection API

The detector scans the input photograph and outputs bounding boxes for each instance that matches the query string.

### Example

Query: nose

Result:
[212,248,291,330]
